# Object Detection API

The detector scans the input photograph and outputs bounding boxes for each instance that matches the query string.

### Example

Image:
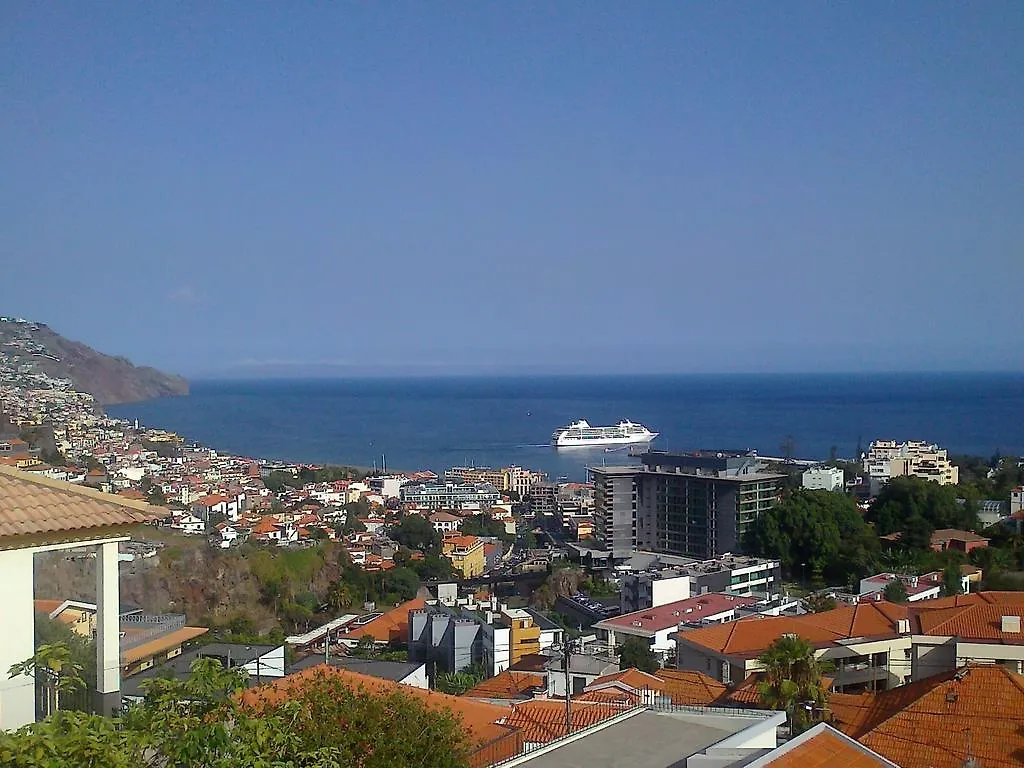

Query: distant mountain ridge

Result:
[0,317,188,405]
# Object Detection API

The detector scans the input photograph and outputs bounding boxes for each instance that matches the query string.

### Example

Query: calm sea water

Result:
[108,374,1024,481]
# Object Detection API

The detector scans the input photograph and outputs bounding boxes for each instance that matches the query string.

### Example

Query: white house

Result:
[216,522,239,548]
[859,571,970,602]
[429,511,462,534]
[802,466,845,492]
[171,512,206,535]
[0,466,160,728]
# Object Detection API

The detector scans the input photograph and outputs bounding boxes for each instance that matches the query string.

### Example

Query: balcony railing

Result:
[119,613,187,651]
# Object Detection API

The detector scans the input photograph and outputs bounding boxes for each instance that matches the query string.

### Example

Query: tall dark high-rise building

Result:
[590,451,784,560]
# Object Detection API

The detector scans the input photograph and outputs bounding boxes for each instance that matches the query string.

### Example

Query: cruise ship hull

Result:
[554,433,658,448]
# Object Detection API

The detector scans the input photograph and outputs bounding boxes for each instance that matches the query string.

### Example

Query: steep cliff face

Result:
[33,538,348,632]
[34,545,278,630]
[0,317,188,405]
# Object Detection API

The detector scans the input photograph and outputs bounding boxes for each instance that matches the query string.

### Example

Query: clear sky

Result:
[2,3,1022,377]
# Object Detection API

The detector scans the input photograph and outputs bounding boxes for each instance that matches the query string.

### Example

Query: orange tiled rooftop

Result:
[829,665,1024,768]
[0,465,158,541]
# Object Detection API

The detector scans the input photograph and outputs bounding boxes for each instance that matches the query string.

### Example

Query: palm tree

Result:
[756,635,831,733]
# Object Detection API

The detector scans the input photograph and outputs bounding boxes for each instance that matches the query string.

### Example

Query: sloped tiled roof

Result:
[830,665,1024,768]
[465,670,546,700]
[677,602,908,659]
[577,667,729,706]
[750,723,897,767]
[500,700,627,743]
[651,668,729,705]
[913,603,1024,644]
[346,598,426,643]
[911,592,1024,612]
[0,465,159,541]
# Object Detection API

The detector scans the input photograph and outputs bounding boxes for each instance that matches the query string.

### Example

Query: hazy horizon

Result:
[3,4,1022,376]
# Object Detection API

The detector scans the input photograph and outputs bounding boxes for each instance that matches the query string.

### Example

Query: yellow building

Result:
[442,534,486,578]
[505,608,542,664]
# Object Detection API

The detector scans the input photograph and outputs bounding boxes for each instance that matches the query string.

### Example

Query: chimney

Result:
[1001,615,1021,633]
[897,618,910,634]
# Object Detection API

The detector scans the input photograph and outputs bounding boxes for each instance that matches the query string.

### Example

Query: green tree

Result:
[383,566,421,602]
[882,580,909,603]
[0,659,473,768]
[435,662,488,695]
[941,564,964,596]
[520,531,539,550]
[8,643,85,718]
[802,593,838,613]
[328,581,354,613]
[617,637,659,674]
[756,635,831,733]
[868,476,978,546]
[391,515,441,552]
[352,635,378,659]
[747,489,878,583]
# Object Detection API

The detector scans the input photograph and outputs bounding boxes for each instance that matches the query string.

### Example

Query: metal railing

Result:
[469,705,646,767]
[119,613,187,651]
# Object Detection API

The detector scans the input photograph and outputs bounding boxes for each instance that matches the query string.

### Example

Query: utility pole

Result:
[563,637,575,737]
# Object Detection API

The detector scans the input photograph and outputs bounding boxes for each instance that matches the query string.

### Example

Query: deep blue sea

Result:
[107,374,1024,482]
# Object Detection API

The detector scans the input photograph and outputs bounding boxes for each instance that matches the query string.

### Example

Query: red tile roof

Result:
[651,668,730,705]
[597,593,759,635]
[500,700,627,744]
[913,603,1024,644]
[466,670,546,700]
[0,465,159,541]
[677,602,908,659]
[829,665,1024,768]
[344,598,426,644]
[757,724,896,767]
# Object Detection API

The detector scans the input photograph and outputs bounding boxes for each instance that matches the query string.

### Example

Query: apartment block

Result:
[528,482,559,517]
[619,553,783,613]
[441,534,486,578]
[443,465,542,499]
[408,600,560,677]
[591,452,784,560]
[863,439,959,494]
[399,481,500,510]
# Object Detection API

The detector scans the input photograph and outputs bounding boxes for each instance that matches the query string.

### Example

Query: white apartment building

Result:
[864,439,959,494]
[1011,486,1024,516]
[802,466,845,492]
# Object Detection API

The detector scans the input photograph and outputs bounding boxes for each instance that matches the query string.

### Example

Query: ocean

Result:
[107,373,1024,481]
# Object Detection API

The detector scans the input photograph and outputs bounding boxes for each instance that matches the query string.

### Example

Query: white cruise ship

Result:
[551,419,658,448]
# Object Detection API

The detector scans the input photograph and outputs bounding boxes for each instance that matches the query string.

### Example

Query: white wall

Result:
[651,576,691,608]
[0,549,36,729]
[400,664,429,689]
[802,467,844,492]
[243,646,286,680]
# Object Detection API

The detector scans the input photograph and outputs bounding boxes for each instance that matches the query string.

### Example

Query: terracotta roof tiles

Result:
[346,598,426,643]
[755,724,897,767]
[677,602,907,659]
[830,665,1024,768]
[465,670,546,700]
[500,700,627,744]
[0,465,159,541]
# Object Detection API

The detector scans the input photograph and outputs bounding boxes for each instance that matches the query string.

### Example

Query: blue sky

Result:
[1,3,1021,377]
